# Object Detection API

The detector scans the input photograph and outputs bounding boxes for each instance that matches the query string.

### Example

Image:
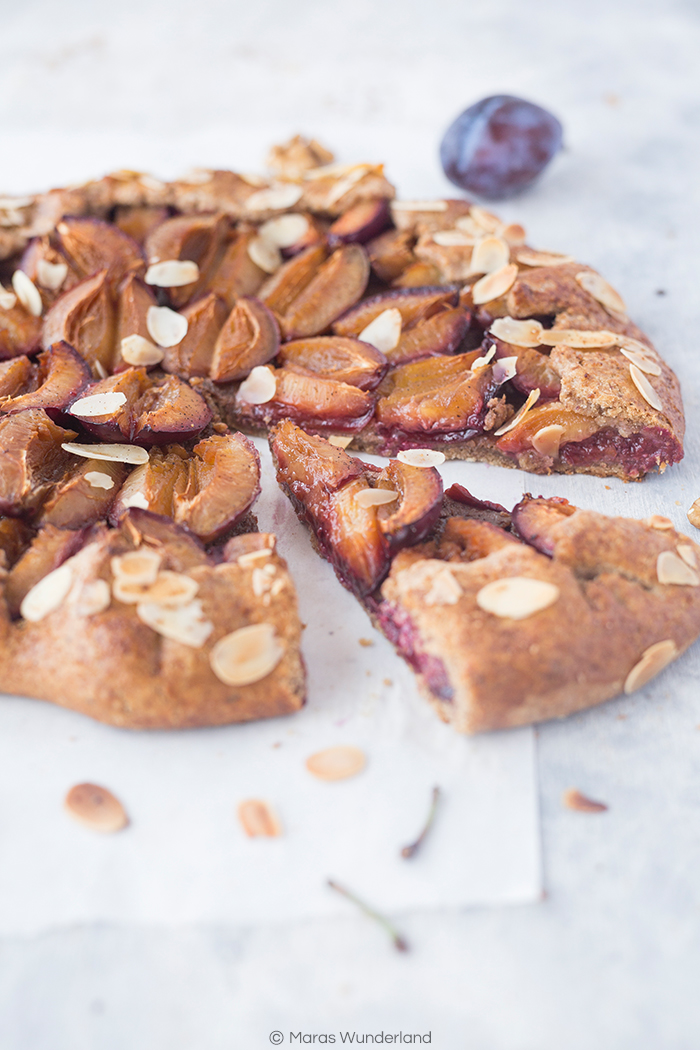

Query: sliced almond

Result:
[493,388,540,437]
[455,216,488,239]
[470,345,496,371]
[73,579,111,617]
[12,270,43,317]
[94,361,108,380]
[432,229,475,247]
[136,598,213,647]
[538,328,618,348]
[123,492,149,510]
[677,544,697,568]
[687,500,700,530]
[619,346,662,376]
[391,200,447,212]
[624,639,678,694]
[111,548,162,585]
[245,184,303,212]
[62,441,149,465]
[258,213,310,248]
[145,259,200,287]
[237,365,277,405]
[425,567,463,606]
[656,550,700,586]
[325,165,373,207]
[489,316,544,347]
[516,248,574,267]
[476,576,559,620]
[354,488,399,508]
[492,356,518,384]
[531,423,566,458]
[248,236,282,274]
[575,271,626,316]
[647,515,674,530]
[472,263,518,305]
[0,284,17,310]
[146,305,188,348]
[209,623,285,686]
[305,745,366,781]
[20,562,74,622]
[85,470,115,490]
[120,334,164,366]
[236,548,273,568]
[36,258,68,291]
[469,205,501,233]
[328,434,353,449]
[500,223,527,245]
[562,788,608,813]
[237,799,282,838]
[70,391,127,418]
[396,448,445,468]
[629,364,663,412]
[114,570,199,607]
[358,307,402,352]
[470,236,510,275]
[65,783,129,833]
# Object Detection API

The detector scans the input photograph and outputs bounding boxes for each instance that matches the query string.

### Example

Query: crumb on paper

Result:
[563,788,608,813]
[605,485,611,490]
[358,637,374,647]
[383,677,393,687]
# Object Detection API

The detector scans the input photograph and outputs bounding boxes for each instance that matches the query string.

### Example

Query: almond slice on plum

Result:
[277,336,387,390]
[56,217,145,285]
[40,457,126,528]
[209,297,280,383]
[144,212,230,308]
[278,244,370,340]
[42,270,116,376]
[495,401,599,456]
[333,286,458,338]
[0,410,77,516]
[113,274,158,370]
[238,368,374,432]
[12,271,43,317]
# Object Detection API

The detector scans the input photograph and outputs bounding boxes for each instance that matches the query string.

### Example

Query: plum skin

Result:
[440,95,563,200]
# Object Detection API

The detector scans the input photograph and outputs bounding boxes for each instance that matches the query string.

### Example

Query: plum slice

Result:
[0,300,43,360]
[56,217,145,285]
[366,228,416,283]
[332,286,459,338]
[42,270,116,376]
[162,293,228,377]
[113,205,170,246]
[388,306,470,365]
[110,447,189,523]
[210,297,280,383]
[5,524,89,618]
[491,336,561,399]
[327,199,391,247]
[40,456,127,529]
[510,495,575,556]
[375,459,443,549]
[278,245,370,339]
[495,401,600,458]
[20,237,79,309]
[206,230,268,310]
[238,368,374,433]
[0,409,77,516]
[392,262,443,288]
[171,432,261,542]
[144,212,230,307]
[0,343,91,416]
[0,516,34,568]
[259,243,328,316]
[0,356,35,398]
[277,336,387,390]
[113,274,159,371]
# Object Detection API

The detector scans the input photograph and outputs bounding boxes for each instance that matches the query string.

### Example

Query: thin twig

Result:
[401,785,441,859]
[327,879,409,952]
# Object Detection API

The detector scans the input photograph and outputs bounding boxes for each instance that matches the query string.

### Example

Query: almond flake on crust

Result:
[425,567,463,606]
[432,229,476,247]
[538,328,618,348]
[677,544,698,568]
[70,391,127,418]
[120,334,164,366]
[516,248,574,267]
[136,598,213,647]
[489,316,544,347]
[358,307,402,352]
[111,548,162,585]
[493,388,540,437]
[476,576,560,620]
[629,364,663,412]
[248,235,282,274]
[500,223,527,245]
[646,515,674,530]
[65,783,129,833]
[305,745,366,781]
[354,488,399,508]
[391,200,448,212]
[62,441,150,465]
[237,365,277,405]
[12,270,42,316]
[575,270,627,317]
[20,562,74,622]
[36,258,68,291]
[397,448,445,468]
[72,579,111,617]
[469,205,501,232]
[657,550,700,586]
[624,639,678,694]
[209,623,284,686]
[531,423,566,458]
[472,263,518,305]
[245,183,303,213]
[145,260,200,287]
[114,570,199,607]
[237,799,282,837]
[328,435,354,449]
[619,346,662,376]
[146,305,188,348]
[470,236,510,275]
[0,284,17,310]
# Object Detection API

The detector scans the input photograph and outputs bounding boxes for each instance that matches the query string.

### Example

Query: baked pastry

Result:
[0,136,682,482]
[270,421,700,732]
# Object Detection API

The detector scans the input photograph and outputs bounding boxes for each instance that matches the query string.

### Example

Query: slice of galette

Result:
[271,421,700,733]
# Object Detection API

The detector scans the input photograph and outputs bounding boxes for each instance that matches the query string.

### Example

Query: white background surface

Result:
[1,0,700,1046]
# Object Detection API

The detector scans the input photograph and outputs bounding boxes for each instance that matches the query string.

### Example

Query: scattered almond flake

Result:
[492,355,518,385]
[470,236,510,275]
[111,548,162,585]
[0,284,17,310]
[146,305,188,348]
[72,579,111,617]
[470,345,496,371]
[57,222,70,236]
[137,598,213,648]
[209,623,285,686]
[618,336,656,357]
[328,434,353,449]
[251,566,272,597]
[425,567,463,606]
[624,639,678,694]
[618,346,662,376]
[396,448,445,468]
[472,263,518,306]
[562,788,608,813]
[493,388,540,436]
[677,544,698,568]
[358,307,402,352]
[531,423,566,458]
[36,258,68,291]
[500,223,527,245]
[237,548,273,568]
[238,172,268,187]
[237,799,282,837]
[476,576,559,620]
[120,334,164,366]
[94,360,108,380]
[145,259,199,287]
[391,200,448,212]
[656,549,700,586]
[20,562,74,622]
[85,470,115,490]
[431,229,475,247]
[647,515,674,530]
[140,174,167,193]
[62,441,149,465]
[325,165,373,207]
[354,487,399,508]
[687,500,700,530]
[538,328,618,348]
[575,270,627,316]
[629,363,663,412]
[302,161,362,181]
[12,270,42,317]
[0,195,33,209]
[305,745,366,781]
[123,491,149,510]
[65,783,129,833]
[489,316,544,347]
[516,248,574,267]
[248,235,282,274]
[70,391,127,419]
[270,577,285,597]
[178,168,214,185]
[237,365,277,405]
[258,213,309,248]
[455,215,487,238]
[469,205,501,233]
[114,570,199,607]
[245,183,303,212]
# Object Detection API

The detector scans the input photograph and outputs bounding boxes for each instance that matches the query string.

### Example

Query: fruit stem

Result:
[327,879,409,952]
[400,785,441,859]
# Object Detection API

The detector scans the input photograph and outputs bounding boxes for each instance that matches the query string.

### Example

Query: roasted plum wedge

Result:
[375,459,443,549]
[210,297,280,383]
[0,409,77,516]
[276,244,370,340]
[0,356,36,399]
[42,270,116,376]
[277,336,388,390]
[162,293,228,378]
[327,199,391,247]
[332,286,459,338]
[144,212,230,307]
[237,367,374,434]
[40,456,127,529]
[259,243,328,316]
[4,524,89,618]
[510,494,576,556]
[0,300,43,360]
[56,217,145,286]
[0,343,91,417]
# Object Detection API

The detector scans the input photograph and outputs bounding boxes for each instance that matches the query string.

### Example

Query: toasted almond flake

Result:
[531,423,566,458]
[516,248,574,267]
[12,270,42,316]
[0,284,17,310]
[657,549,700,586]
[358,307,402,352]
[677,544,698,568]
[237,365,277,405]
[94,360,108,380]
[270,577,285,596]
[238,171,268,187]
[629,364,663,412]
[245,183,303,212]
[472,263,518,305]
[492,355,518,384]
[575,270,626,315]
[145,259,199,287]
[470,345,496,371]
[120,334,164,366]
[469,205,501,233]
[470,236,510,275]
[179,168,214,185]
[306,745,366,781]
[70,391,127,418]
[619,346,662,376]
[624,639,678,694]
[236,548,273,569]
[354,487,399,508]
[493,388,540,436]
[137,598,213,647]
[489,316,544,347]
[65,783,129,833]
[73,579,111,617]
[563,788,608,813]
[248,235,282,274]
[111,548,162,585]
[85,470,115,490]
[326,165,373,207]
[0,195,33,209]
[431,229,475,247]
[123,491,149,509]
[425,567,463,606]
[328,434,353,448]
[396,448,445,468]
[209,623,285,686]
[455,215,487,238]
[251,567,272,597]
[237,799,282,837]
[258,213,309,248]
[20,563,74,622]
[146,305,188,348]
[477,576,559,619]
[500,223,527,245]
[687,500,700,530]
[36,258,68,291]
[391,199,448,212]
[62,441,149,465]
[538,328,618,348]
[114,570,198,607]
[647,515,674,530]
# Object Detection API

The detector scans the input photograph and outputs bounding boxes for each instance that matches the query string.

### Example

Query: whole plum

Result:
[440,95,563,200]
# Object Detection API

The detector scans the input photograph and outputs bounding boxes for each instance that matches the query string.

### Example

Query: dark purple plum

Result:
[440,95,563,200]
